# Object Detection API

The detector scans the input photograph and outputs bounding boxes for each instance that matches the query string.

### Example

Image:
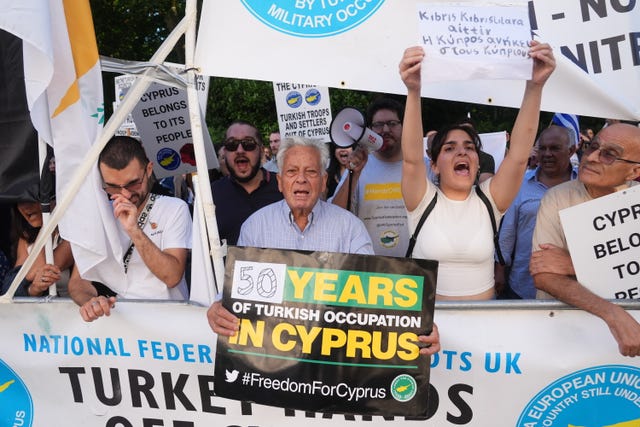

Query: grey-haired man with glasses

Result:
[531,123,640,357]
[211,120,283,245]
[69,136,192,321]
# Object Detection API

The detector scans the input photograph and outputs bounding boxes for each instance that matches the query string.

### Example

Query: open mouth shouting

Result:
[292,187,311,200]
[234,155,251,172]
[337,151,350,163]
[454,161,471,176]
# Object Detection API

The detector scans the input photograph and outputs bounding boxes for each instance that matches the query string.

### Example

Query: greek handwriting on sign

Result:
[417,6,530,60]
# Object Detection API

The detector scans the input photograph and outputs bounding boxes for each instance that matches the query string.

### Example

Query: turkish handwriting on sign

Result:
[417,3,532,82]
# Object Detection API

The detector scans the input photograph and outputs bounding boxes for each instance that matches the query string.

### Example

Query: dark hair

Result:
[457,117,477,130]
[11,205,39,244]
[366,98,404,126]
[225,120,264,145]
[325,143,345,198]
[99,136,149,170]
[430,124,482,163]
[10,204,40,262]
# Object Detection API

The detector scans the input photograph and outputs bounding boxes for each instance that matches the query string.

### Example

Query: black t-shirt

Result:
[211,169,283,245]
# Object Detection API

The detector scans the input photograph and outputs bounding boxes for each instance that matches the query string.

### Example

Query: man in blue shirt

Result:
[497,125,577,299]
[238,136,373,254]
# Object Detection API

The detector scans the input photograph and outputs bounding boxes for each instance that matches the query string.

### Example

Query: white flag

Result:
[0,0,127,288]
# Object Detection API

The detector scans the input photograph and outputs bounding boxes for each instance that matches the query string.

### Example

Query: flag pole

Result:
[1,16,190,302]
[38,135,57,296]
[184,0,224,296]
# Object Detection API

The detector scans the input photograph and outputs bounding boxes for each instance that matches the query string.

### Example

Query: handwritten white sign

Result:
[560,185,640,300]
[417,3,532,82]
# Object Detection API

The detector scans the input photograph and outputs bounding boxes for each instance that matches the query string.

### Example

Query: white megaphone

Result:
[329,107,383,152]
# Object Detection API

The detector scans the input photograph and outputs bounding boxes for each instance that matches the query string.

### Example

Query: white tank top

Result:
[407,179,502,297]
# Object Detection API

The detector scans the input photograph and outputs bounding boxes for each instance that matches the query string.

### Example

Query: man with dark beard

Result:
[69,136,192,321]
[211,120,283,245]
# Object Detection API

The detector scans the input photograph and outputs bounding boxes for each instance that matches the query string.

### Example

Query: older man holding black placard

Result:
[207,136,441,358]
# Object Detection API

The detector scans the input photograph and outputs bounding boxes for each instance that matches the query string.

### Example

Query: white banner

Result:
[1,300,639,426]
[195,0,640,120]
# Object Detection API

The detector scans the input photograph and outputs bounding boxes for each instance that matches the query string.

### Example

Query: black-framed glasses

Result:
[102,169,147,195]
[370,120,402,132]
[223,137,259,152]
[582,140,640,165]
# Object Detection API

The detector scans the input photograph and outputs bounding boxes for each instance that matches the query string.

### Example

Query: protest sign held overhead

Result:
[273,82,332,142]
[113,75,139,137]
[560,185,640,300]
[195,1,640,120]
[417,3,532,81]
[215,246,438,416]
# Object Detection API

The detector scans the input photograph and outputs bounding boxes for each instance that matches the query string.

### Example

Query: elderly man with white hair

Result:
[207,135,441,356]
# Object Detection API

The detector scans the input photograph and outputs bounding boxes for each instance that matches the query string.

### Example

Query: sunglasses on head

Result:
[223,137,259,152]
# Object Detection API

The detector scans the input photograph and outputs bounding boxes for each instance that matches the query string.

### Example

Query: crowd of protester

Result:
[2,42,640,357]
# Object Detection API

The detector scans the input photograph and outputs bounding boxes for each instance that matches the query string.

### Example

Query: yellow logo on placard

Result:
[364,183,402,201]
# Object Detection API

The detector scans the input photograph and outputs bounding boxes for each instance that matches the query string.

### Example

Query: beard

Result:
[227,157,261,183]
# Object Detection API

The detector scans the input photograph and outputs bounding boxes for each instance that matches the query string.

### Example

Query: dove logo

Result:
[0,359,33,427]
[225,369,240,383]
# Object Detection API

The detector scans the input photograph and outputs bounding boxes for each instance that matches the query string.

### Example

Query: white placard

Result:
[130,80,218,179]
[273,82,333,142]
[417,3,532,81]
[114,75,139,137]
[560,185,640,300]
[230,260,287,303]
[479,130,508,171]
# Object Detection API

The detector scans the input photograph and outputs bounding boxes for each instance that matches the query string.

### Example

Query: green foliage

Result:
[206,80,375,143]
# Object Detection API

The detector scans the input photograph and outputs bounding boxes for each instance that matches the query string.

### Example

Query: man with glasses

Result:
[531,123,640,356]
[69,136,192,321]
[330,98,414,257]
[209,136,441,356]
[211,121,282,245]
